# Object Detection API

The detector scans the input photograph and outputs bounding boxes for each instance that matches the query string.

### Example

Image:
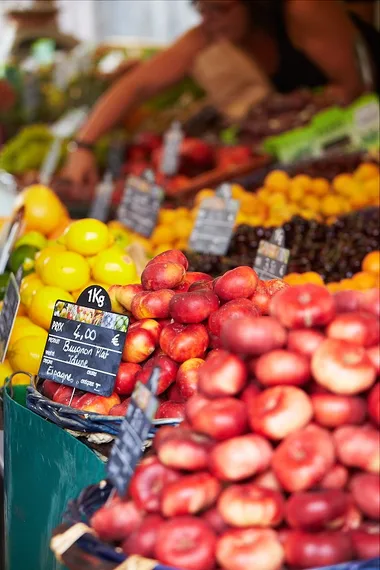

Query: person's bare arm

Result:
[77,27,207,144]
[287,0,365,101]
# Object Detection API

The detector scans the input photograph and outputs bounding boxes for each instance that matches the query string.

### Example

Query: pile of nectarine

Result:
[86,273,379,570]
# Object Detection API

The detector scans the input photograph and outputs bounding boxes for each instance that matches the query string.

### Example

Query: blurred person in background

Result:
[64,0,379,186]
[345,0,378,26]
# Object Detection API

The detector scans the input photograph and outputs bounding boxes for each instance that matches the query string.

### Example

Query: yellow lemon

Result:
[64,218,110,256]
[41,251,90,292]
[173,218,193,240]
[29,286,73,329]
[20,273,44,308]
[0,360,13,387]
[19,184,67,236]
[9,317,47,348]
[91,248,137,285]
[159,209,178,224]
[151,225,176,247]
[7,335,47,376]
[35,245,66,277]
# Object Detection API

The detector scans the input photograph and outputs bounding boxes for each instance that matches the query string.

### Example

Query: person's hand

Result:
[61,148,98,188]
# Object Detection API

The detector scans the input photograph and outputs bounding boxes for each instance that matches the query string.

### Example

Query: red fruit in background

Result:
[209,434,272,481]
[198,350,247,398]
[287,329,325,358]
[142,261,185,291]
[271,284,335,328]
[265,279,289,296]
[186,394,249,440]
[160,322,209,362]
[90,501,142,541]
[161,472,221,517]
[202,507,230,535]
[311,393,367,428]
[333,424,380,473]
[240,382,260,407]
[114,283,143,311]
[214,266,258,301]
[169,290,219,324]
[312,338,376,395]
[221,315,286,356]
[115,362,141,396]
[327,311,379,347]
[138,354,178,394]
[156,427,213,471]
[146,249,188,270]
[216,528,284,570]
[248,386,313,440]
[285,490,349,531]
[42,380,60,400]
[368,383,380,425]
[122,514,163,557]
[272,425,336,492]
[74,392,120,415]
[109,398,130,416]
[167,382,185,402]
[188,280,214,292]
[351,523,380,559]
[156,401,185,419]
[122,327,156,363]
[359,288,380,317]
[129,456,180,512]
[367,345,380,374]
[155,516,217,570]
[254,470,281,492]
[350,472,380,520]
[333,290,362,313]
[131,289,175,319]
[218,484,284,528]
[319,464,349,490]
[250,280,271,314]
[253,349,310,387]
[208,298,258,338]
[53,385,79,406]
[283,530,353,569]
[176,358,204,400]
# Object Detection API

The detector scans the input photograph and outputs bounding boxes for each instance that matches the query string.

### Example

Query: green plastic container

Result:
[3,381,106,570]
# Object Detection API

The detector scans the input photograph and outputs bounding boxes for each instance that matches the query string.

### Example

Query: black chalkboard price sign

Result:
[107,368,159,496]
[117,170,163,238]
[0,274,20,362]
[38,286,129,396]
[253,228,290,281]
[188,184,239,256]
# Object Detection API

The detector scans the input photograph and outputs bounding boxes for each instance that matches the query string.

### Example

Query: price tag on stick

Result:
[189,184,239,256]
[0,274,20,363]
[38,286,129,396]
[117,170,163,238]
[107,368,159,497]
[253,228,290,281]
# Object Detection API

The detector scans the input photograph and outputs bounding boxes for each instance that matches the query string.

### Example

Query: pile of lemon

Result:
[1,185,139,387]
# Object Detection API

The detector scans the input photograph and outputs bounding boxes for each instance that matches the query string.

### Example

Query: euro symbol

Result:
[111,334,120,347]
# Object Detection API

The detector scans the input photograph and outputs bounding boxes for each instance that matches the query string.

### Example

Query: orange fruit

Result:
[291,175,312,192]
[326,282,340,293]
[288,183,304,203]
[230,184,246,199]
[362,251,380,275]
[302,272,324,286]
[302,195,320,212]
[240,193,258,215]
[354,162,379,182]
[311,178,330,197]
[320,195,344,217]
[150,225,176,246]
[264,170,290,193]
[332,173,353,194]
[351,271,377,290]
[19,184,66,236]
[284,273,304,285]
[158,209,177,224]
[172,218,193,240]
[339,278,354,291]
[363,177,380,201]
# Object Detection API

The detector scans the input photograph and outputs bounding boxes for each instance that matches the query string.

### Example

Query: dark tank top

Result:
[270,0,379,93]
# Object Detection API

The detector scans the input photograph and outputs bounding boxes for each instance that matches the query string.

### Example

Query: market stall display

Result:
[49,280,379,570]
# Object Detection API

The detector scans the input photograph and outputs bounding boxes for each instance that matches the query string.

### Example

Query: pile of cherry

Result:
[89,254,380,570]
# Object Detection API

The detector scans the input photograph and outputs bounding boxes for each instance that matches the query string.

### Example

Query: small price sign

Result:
[107,368,159,496]
[253,228,290,281]
[38,286,129,396]
[117,170,163,238]
[188,184,239,256]
[0,274,20,363]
